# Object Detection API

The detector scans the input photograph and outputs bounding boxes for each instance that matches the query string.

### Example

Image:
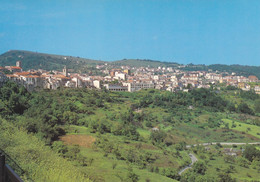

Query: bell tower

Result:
[63,66,68,77]
[16,61,22,68]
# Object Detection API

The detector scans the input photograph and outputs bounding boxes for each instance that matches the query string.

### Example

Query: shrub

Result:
[0,119,89,182]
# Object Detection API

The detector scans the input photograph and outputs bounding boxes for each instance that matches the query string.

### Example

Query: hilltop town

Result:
[0,60,259,93]
[0,60,260,182]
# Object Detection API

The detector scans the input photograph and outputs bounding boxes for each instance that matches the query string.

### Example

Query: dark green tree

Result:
[255,99,260,113]
[237,103,254,115]
[192,161,207,175]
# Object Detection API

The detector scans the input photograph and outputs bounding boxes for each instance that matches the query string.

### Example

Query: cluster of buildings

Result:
[222,148,244,156]
[101,65,260,94]
[0,61,259,93]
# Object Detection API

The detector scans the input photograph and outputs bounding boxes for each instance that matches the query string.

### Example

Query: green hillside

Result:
[0,81,259,181]
[1,50,260,78]
[0,50,104,72]
[112,59,180,68]
[181,64,260,79]
[0,50,180,72]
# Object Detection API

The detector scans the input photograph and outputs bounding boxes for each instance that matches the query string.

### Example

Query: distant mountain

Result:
[0,50,259,79]
[181,64,260,79]
[0,50,180,72]
[112,59,180,68]
[0,50,104,72]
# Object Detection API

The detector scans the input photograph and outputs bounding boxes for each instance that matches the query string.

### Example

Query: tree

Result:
[255,99,260,113]
[236,157,250,168]
[180,171,196,182]
[65,145,81,160]
[227,102,236,112]
[52,141,68,156]
[150,130,167,144]
[217,172,236,182]
[163,168,180,180]
[192,161,207,175]
[127,166,139,182]
[95,98,104,107]
[224,155,235,163]
[237,103,254,115]
[62,111,79,125]
[243,145,260,162]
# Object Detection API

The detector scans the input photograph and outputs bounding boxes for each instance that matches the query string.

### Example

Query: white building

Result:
[93,80,101,89]
[127,83,155,92]
[104,84,128,91]
[115,72,126,80]
[255,86,260,94]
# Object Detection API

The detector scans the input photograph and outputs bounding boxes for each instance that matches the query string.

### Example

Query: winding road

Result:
[186,142,260,148]
[178,153,198,175]
[178,142,260,175]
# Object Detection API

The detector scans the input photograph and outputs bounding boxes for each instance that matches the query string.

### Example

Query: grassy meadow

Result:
[0,82,259,181]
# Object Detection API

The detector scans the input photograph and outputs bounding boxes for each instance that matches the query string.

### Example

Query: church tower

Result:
[16,61,22,68]
[63,66,68,77]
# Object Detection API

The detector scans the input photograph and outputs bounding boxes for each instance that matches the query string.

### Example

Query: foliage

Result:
[192,161,207,175]
[239,90,259,100]
[243,145,260,162]
[217,172,236,182]
[237,103,254,115]
[150,130,167,144]
[255,99,260,113]
[0,119,89,182]
[126,166,139,182]
[0,50,103,73]
[181,63,260,79]
[190,88,227,111]
[0,81,259,181]
[0,81,30,115]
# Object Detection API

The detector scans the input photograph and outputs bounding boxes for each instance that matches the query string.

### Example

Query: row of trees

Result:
[139,88,259,115]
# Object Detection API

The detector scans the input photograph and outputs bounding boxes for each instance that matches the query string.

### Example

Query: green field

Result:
[0,82,260,181]
[206,155,260,181]
[62,125,181,182]
[222,119,260,139]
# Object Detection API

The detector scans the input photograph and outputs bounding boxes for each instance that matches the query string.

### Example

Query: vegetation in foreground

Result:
[0,81,260,181]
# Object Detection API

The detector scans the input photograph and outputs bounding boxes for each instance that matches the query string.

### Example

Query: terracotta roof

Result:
[248,75,258,80]
[10,66,22,69]
[31,72,40,75]
[6,74,18,78]
[53,74,70,79]
[14,72,30,76]
[25,75,40,78]
[41,74,51,77]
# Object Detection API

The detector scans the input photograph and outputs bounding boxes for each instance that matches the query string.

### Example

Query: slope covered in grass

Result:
[0,119,90,182]
[1,81,260,181]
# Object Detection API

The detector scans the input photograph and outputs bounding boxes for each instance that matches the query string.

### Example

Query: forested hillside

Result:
[181,64,260,79]
[0,81,259,181]
[112,59,179,68]
[0,50,103,72]
[1,50,259,79]
[0,50,179,71]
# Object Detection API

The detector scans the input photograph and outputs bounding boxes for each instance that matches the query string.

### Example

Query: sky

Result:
[0,0,260,66]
